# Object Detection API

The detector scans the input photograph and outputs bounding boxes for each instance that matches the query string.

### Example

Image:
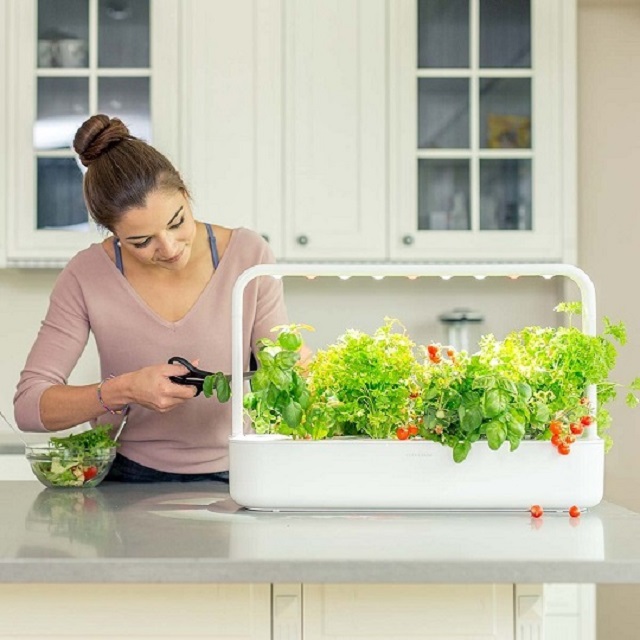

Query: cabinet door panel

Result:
[283,0,387,260]
[0,584,271,638]
[5,0,180,268]
[303,584,514,639]
[180,0,283,255]
[389,0,576,262]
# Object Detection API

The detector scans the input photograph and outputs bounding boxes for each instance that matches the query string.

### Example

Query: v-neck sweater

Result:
[14,227,288,474]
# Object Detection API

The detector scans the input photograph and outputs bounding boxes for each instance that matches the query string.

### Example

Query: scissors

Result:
[168,356,256,396]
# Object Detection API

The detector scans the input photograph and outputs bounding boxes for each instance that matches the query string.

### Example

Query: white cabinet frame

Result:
[389,0,578,263]
[4,0,180,268]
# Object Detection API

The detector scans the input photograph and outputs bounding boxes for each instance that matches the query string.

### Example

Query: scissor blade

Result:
[223,371,256,382]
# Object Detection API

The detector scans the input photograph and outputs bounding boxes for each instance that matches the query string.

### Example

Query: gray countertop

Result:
[2,480,640,584]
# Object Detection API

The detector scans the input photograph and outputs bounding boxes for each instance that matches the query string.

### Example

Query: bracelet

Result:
[97,375,128,415]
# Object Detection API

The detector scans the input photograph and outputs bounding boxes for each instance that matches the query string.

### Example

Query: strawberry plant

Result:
[421,303,640,460]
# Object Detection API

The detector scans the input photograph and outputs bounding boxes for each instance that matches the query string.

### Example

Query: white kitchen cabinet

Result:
[389,0,577,262]
[2,0,180,268]
[281,0,387,260]
[2,583,591,639]
[181,0,387,261]
[544,584,597,640]
[0,584,271,638]
[302,584,515,639]
[183,0,576,263]
[179,0,285,256]
[2,0,578,266]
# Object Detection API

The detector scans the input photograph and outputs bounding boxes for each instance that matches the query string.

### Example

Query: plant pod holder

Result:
[229,264,603,512]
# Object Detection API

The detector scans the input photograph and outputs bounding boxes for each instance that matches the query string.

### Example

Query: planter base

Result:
[229,436,604,511]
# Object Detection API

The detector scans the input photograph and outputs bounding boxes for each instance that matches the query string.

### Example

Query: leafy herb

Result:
[243,324,314,437]
[202,372,231,403]
[49,425,118,455]
[306,319,424,439]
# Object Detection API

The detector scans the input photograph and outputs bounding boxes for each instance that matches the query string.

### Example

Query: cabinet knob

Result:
[402,234,414,246]
[261,233,270,243]
[296,235,309,246]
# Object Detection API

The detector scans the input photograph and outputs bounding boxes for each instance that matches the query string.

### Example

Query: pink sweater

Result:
[14,228,288,473]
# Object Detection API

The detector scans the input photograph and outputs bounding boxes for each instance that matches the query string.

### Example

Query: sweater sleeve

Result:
[13,265,91,432]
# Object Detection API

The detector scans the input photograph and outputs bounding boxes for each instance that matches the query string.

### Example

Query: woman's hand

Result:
[38,361,200,431]
[109,363,199,413]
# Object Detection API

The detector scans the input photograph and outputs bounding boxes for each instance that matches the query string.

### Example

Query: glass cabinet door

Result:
[35,0,150,231]
[415,0,531,235]
[390,0,574,262]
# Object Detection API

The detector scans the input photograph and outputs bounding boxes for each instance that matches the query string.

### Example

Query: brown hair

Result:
[73,114,190,231]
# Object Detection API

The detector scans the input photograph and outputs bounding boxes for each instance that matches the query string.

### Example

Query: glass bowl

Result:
[25,444,116,488]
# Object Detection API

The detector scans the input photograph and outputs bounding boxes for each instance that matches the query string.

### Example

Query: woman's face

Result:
[112,189,197,271]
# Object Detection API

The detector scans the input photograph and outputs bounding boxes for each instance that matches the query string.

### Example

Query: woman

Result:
[14,114,290,483]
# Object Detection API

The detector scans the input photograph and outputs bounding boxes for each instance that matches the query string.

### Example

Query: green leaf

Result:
[531,402,550,425]
[278,331,303,352]
[243,393,257,410]
[269,368,291,388]
[282,400,303,428]
[297,389,311,410]
[202,375,215,398]
[250,369,270,391]
[275,350,300,369]
[604,317,627,345]
[483,389,507,419]
[459,405,482,433]
[506,419,525,451]
[486,420,507,450]
[555,301,582,316]
[215,375,231,403]
[517,382,532,401]
[453,440,471,463]
[626,393,639,408]
[258,350,275,367]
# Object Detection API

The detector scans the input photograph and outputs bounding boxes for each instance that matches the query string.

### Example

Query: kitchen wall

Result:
[576,0,640,637]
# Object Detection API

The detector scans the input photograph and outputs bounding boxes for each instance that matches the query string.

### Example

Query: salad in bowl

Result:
[26,425,118,488]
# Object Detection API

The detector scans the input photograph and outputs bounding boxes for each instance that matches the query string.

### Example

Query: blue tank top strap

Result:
[114,238,124,274]
[206,223,220,269]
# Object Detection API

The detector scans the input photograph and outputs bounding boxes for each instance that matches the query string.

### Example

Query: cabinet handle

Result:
[296,235,309,246]
[402,234,415,246]
[261,233,270,243]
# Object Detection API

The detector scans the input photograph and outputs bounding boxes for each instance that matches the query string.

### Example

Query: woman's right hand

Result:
[110,363,199,413]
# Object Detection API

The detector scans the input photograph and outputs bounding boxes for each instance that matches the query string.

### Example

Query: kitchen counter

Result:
[2,480,640,585]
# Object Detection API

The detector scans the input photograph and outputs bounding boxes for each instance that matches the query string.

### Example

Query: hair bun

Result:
[73,114,131,167]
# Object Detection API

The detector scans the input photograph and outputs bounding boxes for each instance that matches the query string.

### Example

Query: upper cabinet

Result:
[389,0,577,262]
[2,0,179,267]
[181,0,387,261]
[2,0,576,266]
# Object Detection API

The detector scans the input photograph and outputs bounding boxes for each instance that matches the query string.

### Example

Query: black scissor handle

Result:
[168,356,213,397]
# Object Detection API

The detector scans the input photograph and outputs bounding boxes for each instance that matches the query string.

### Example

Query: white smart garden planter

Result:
[229,264,603,512]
